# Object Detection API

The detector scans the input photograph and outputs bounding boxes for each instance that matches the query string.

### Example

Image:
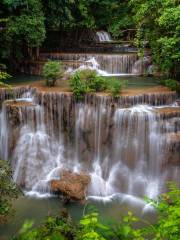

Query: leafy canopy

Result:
[130,0,180,77]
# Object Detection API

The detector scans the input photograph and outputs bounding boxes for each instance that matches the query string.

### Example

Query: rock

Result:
[50,169,90,201]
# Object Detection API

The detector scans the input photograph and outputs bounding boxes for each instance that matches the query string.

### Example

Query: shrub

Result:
[12,183,180,240]
[165,79,178,91]
[43,61,63,87]
[0,160,19,224]
[70,69,127,100]
[88,75,106,92]
[107,79,128,97]
[160,79,180,93]
[143,183,180,240]
[108,79,122,97]
[13,214,76,240]
[77,69,97,82]
[76,69,107,92]
[0,64,12,88]
[70,71,88,100]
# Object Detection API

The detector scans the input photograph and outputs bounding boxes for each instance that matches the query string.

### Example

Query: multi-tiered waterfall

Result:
[38,53,145,76]
[21,43,151,76]
[0,87,179,201]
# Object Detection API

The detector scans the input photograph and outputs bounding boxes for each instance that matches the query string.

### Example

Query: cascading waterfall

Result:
[0,104,9,160]
[40,53,139,75]
[132,56,152,75]
[0,90,179,201]
[23,52,152,76]
[112,106,164,198]
[96,31,112,42]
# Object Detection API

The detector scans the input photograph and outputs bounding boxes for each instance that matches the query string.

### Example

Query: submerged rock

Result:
[50,169,90,201]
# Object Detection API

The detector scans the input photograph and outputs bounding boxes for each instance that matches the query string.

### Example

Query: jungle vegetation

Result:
[11,183,180,240]
[0,0,179,78]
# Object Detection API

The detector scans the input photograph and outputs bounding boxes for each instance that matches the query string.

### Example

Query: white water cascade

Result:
[96,31,112,42]
[0,104,9,160]
[132,56,152,75]
[41,52,140,76]
[0,90,179,201]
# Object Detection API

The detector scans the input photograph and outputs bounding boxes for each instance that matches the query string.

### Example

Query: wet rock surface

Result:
[2,100,36,159]
[50,169,90,201]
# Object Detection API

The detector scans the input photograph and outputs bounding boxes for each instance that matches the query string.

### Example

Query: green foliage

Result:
[160,79,180,93]
[130,0,180,77]
[0,160,19,224]
[107,1,134,39]
[0,71,11,82]
[143,183,180,240]
[0,64,12,89]
[42,0,75,30]
[12,214,76,240]
[70,69,127,100]
[108,211,144,240]
[70,70,88,100]
[12,184,180,240]
[79,70,107,92]
[70,69,106,100]
[1,0,45,60]
[0,0,136,65]
[43,61,63,87]
[1,0,179,79]
[107,79,127,97]
[78,212,108,240]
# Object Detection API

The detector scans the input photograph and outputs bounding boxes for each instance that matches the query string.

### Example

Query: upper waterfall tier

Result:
[20,49,152,76]
[96,31,112,42]
[39,52,140,75]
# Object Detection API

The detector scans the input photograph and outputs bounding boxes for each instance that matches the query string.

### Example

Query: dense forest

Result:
[0,0,179,77]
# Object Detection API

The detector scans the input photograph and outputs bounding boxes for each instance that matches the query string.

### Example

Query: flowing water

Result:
[0,87,179,238]
[39,52,150,76]
[21,50,152,76]
[0,89,179,199]
[96,31,112,42]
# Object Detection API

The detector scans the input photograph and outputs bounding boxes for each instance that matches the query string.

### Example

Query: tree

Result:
[42,0,75,30]
[0,160,19,224]
[43,61,63,87]
[130,0,180,78]
[1,0,45,64]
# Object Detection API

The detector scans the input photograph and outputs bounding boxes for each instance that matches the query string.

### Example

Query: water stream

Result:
[96,31,112,42]
[0,90,179,200]
[39,53,151,76]
[0,86,179,239]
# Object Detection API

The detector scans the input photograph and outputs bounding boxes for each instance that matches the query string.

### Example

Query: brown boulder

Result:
[50,169,90,201]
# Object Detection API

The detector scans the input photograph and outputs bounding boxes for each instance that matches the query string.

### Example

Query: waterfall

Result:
[0,104,9,160]
[132,56,152,75]
[0,89,179,199]
[22,52,152,76]
[41,53,139,75]
[96,31,112,42]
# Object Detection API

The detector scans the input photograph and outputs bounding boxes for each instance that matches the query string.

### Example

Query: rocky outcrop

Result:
[50,169,90,201]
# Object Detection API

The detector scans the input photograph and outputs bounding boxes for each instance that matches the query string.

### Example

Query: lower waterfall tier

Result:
[0,88,180,200]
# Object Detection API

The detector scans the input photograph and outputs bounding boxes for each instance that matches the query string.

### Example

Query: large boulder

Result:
[50,169,90,201]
